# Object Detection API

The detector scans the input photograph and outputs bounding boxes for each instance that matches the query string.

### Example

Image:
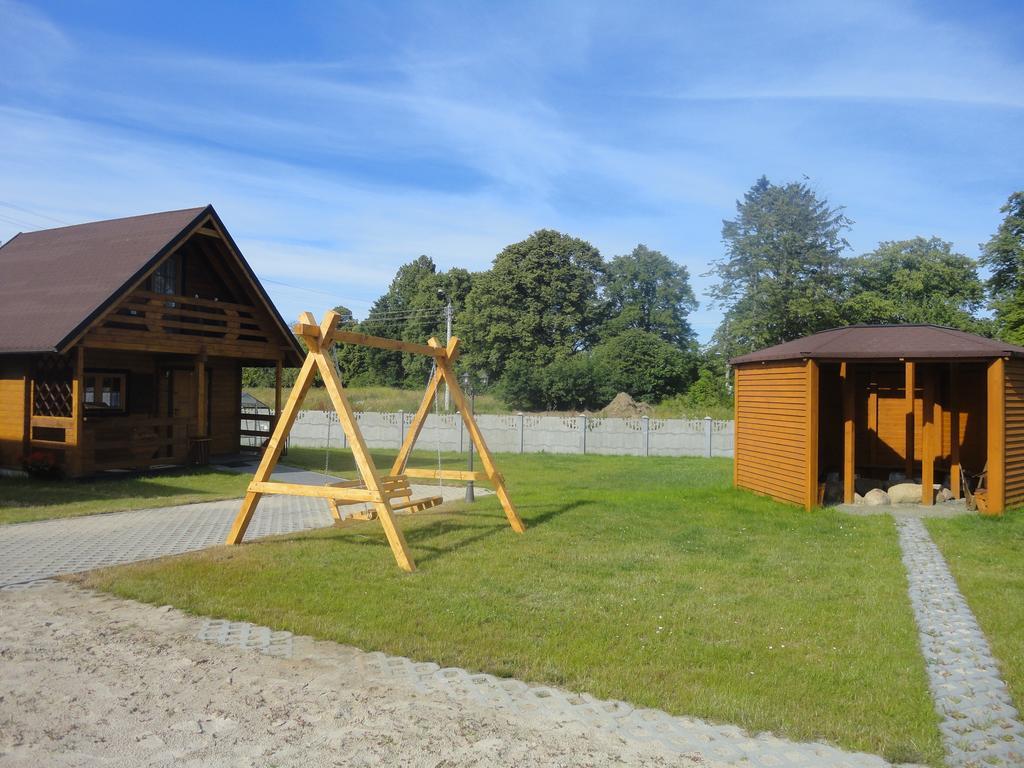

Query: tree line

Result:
[247,179,1024,413]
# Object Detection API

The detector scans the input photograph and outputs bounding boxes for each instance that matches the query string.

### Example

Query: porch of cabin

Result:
[24,344,283,477]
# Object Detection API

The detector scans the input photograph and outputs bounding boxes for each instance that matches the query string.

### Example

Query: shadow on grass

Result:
[261,499,589,566]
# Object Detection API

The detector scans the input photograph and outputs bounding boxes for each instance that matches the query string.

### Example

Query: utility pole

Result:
[463,372,475,503]
[443,296,453,411]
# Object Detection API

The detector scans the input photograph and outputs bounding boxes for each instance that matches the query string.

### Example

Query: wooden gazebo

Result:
[730,325,1024,514]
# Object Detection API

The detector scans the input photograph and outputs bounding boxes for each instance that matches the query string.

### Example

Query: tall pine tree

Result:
[709,176,851,357]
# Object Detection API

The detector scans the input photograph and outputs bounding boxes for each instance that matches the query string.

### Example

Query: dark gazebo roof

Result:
[730,324,1024,365]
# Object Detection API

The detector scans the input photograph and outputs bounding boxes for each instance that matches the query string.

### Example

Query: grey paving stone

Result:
[896,517,1024,766]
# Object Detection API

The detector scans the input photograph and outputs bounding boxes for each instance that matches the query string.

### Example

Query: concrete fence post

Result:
[342,413,348,448]
[704,415,713,458]
[641,415,650,457]
[457,412,464,453]
[517,412,525,454]
[399,410,406,448]
[579,414,587,454]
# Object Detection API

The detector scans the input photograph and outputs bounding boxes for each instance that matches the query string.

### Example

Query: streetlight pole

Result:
[463,372,475,502]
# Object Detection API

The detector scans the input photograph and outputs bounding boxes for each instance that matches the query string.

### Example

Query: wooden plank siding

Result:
[0,357,27,469]
[734,361,811,507]
[1004,358,1024,508]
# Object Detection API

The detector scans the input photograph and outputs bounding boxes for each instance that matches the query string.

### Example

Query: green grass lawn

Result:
[0,469,251,525]
[927,510,1024,717]
[79,452,941,763]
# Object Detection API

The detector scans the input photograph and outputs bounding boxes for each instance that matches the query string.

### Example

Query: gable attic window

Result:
[151,253,181,297]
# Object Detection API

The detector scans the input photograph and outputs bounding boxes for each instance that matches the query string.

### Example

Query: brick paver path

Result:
[0,471,474,588]
[897,517,1024,766]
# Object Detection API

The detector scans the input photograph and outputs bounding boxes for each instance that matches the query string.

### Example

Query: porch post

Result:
[904,361,915,479]
[841,361,855,504]
[922,366,935,506]
[986,357,1005,515]
[274,358,283,432]
[70,345,85,477]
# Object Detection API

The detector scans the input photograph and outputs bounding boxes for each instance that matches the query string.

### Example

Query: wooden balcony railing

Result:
[84,289,281,359]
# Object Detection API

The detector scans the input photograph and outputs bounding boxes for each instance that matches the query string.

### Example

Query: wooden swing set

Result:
[225,310,525,572]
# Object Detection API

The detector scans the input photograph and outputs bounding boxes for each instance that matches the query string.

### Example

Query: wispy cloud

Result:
[1,0,1022,337]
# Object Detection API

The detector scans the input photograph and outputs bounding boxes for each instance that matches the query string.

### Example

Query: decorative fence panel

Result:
[287,411,734,458]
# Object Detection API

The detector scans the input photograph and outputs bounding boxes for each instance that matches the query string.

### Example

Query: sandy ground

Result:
[0,582,699,768]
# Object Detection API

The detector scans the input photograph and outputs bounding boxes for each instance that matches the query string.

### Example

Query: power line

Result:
[0,201,72,226]
[0,212,38,230]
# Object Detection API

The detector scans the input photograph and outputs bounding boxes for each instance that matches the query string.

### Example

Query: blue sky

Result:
[1,1,1022,342]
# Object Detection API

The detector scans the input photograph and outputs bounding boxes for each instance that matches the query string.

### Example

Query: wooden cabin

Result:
[0,206,302,477]
[730,325,1024,514]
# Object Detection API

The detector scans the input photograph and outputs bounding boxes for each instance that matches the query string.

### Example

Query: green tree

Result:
[980,192,1024,343]
[603,244,698,347]
[461,229,605,379]
[591,329,696,403]
[682,368,731,412]
[709,176,852,357]
[842,237,985,331]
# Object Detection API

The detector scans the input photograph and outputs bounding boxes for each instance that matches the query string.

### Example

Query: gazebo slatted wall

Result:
[734,360,816,508]
[1004,359,1024,507]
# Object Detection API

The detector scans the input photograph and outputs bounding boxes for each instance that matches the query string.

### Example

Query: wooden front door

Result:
[171,369,197,425]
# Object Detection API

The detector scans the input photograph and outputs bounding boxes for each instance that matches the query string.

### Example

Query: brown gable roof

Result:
[730,324,1024,365]
[0,206,302,362]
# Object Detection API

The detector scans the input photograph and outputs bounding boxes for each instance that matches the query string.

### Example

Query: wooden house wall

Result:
[1004,359,1024,506]
[181,239,239,302]
[0,357,27,469]
[734,361,809,506]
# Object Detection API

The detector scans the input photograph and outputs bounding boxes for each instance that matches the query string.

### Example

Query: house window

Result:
[84,373,127,412]
[151,254,181,296]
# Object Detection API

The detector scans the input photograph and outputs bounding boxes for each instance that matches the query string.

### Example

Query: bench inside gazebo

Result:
[730,325,1024,514]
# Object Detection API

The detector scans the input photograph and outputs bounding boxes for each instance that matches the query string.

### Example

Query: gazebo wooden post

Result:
[921,367,936,506]
[986,357,1006,515]
[950,363,961,499]
[904,361,915,479]
[841,361,855,504]
[804,359,819,511]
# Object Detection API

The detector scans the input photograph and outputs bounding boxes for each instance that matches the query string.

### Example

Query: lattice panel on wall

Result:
[32,354,73,417]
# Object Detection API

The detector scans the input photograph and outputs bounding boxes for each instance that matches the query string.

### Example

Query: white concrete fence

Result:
[284,411,734,458]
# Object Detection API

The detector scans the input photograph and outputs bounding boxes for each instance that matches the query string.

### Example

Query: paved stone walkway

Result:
[194,613,902,767]
[0,464,476,587]
[896,518,1024,766]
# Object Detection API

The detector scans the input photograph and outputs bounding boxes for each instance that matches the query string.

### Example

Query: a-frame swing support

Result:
[225,310,525,572]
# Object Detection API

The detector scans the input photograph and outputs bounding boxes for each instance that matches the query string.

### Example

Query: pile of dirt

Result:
[599,392,652,418]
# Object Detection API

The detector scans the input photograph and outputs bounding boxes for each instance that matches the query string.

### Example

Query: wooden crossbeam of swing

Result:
[330,330,446,358]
